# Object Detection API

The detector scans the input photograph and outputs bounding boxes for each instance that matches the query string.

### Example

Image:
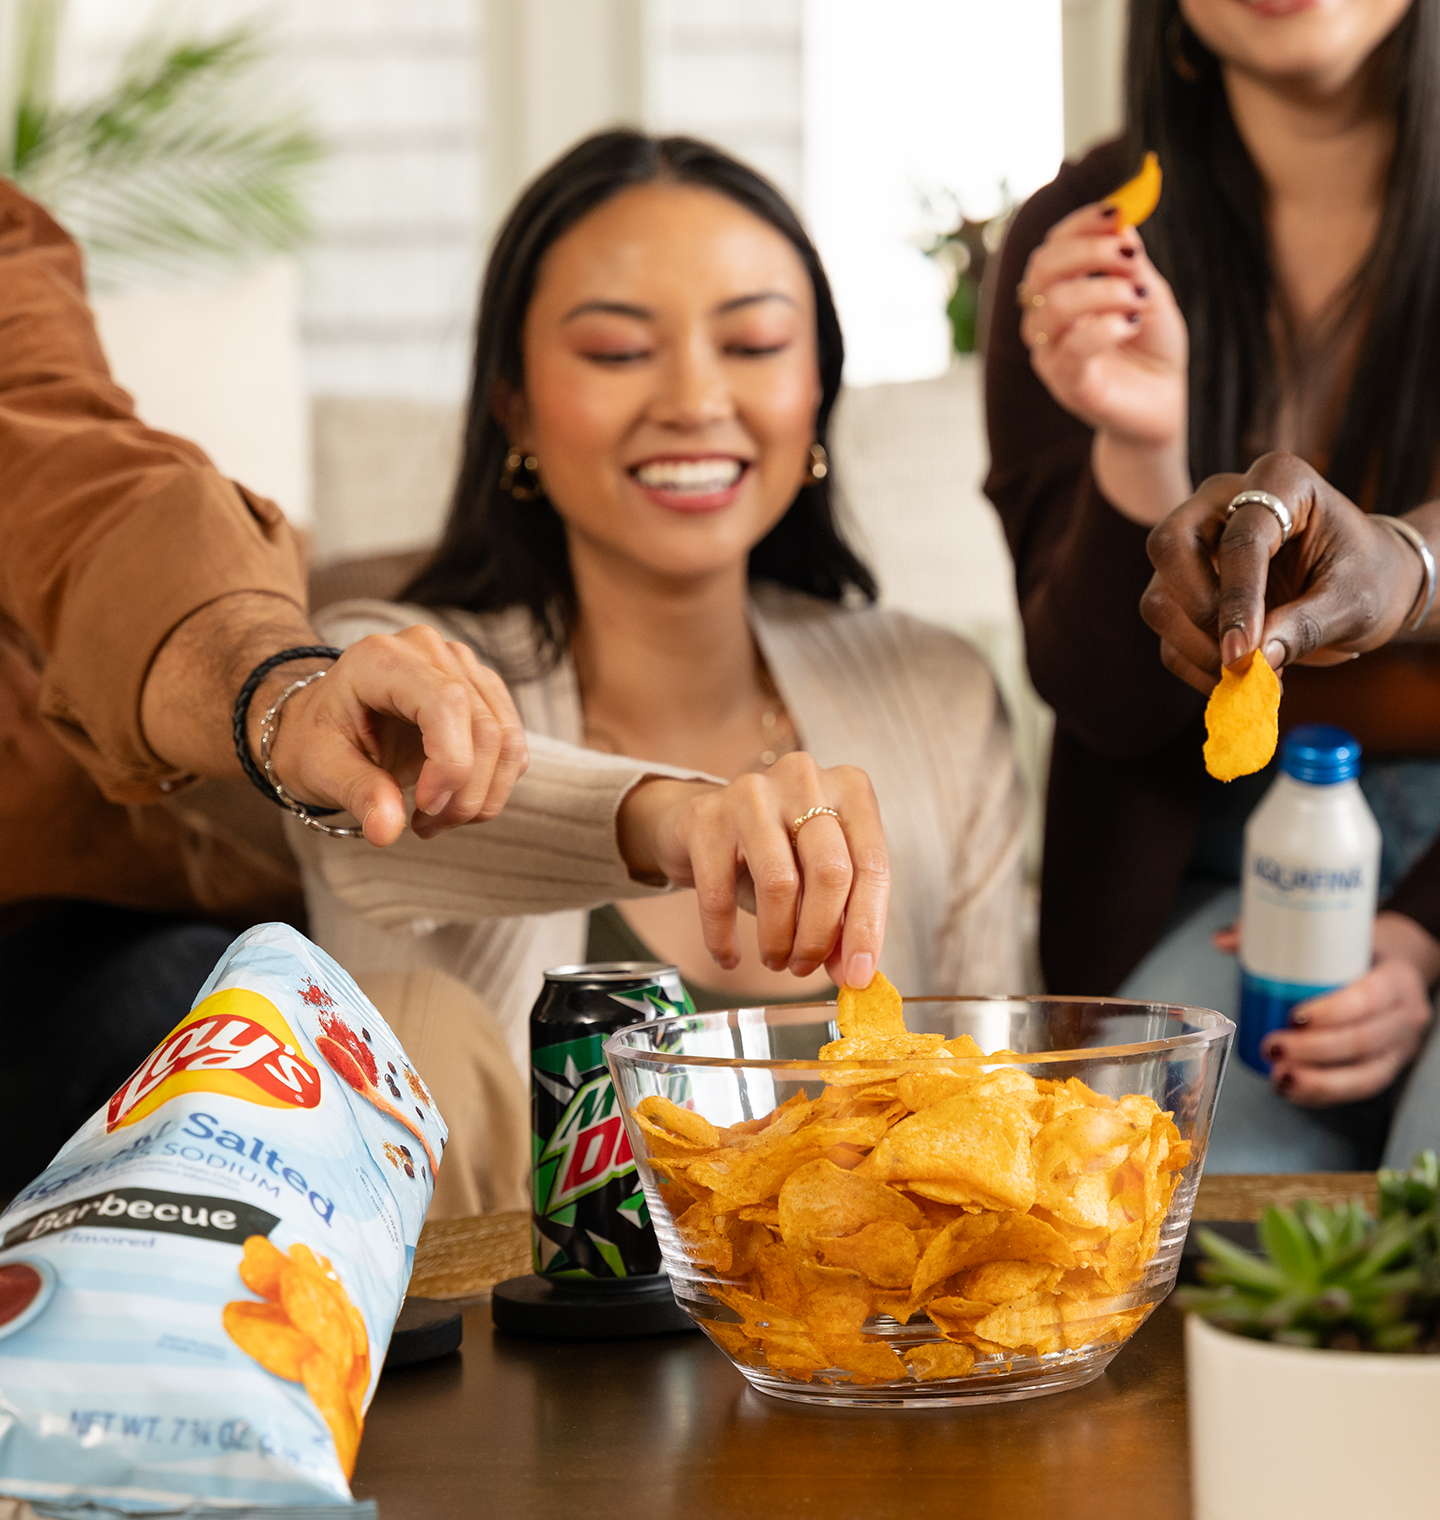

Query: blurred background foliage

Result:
[0,0,323,287]
[920,184,1017,355]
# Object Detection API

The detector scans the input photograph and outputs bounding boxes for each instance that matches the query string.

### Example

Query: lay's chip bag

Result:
[0,923,446,1515]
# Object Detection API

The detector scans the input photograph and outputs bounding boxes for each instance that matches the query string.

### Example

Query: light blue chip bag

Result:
[0,923,447,1514]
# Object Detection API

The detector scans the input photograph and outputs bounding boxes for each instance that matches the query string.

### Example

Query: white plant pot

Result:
[1187,1312,1440,1519]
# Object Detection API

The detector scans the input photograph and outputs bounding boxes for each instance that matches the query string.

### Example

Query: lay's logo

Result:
[107,988,322,1132]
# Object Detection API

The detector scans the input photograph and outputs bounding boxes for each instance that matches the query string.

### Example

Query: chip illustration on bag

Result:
[0,923,446,1514]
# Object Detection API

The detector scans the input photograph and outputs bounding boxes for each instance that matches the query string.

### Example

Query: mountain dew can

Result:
[529,961,693,1281]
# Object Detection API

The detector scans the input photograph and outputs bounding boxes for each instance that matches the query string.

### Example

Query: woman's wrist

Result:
[1092,431,1192,529]
[1399,501,1440,635]
[1375,910,1440,991]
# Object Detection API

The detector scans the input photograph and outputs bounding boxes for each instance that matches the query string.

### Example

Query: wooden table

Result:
[353,1175,1378,1520]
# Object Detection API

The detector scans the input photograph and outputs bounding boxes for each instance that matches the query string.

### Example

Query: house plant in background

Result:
[0,0,323,523]
[919,185,1015,356]
[1181,1153,1440,1520]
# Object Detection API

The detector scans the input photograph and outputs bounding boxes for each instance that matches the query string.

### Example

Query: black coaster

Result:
[492,1273,697,1339]
[383,1296,464,1369]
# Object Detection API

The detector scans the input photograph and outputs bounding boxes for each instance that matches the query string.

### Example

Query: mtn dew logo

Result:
[536,1070,634,1213]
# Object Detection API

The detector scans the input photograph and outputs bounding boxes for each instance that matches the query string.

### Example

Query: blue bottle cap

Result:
[1280,723,1361,785]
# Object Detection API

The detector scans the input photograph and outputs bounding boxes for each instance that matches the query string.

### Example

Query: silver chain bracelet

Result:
[257,670,366,838]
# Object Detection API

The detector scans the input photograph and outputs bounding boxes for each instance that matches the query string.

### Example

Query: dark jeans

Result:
[0,902,233,1199]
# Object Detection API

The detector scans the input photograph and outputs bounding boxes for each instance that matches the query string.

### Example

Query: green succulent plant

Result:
[1178,1151,1440,1353]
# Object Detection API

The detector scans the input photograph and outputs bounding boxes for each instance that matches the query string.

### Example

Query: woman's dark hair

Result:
[404,129,876,673]
[1127,0,1440,513]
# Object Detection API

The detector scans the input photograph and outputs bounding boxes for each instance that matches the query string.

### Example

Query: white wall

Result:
[802,0,1065,387]
[1062,0,1127,159]
[648,0,803,203]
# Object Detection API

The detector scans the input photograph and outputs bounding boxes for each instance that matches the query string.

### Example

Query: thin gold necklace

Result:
[582,671,798,774]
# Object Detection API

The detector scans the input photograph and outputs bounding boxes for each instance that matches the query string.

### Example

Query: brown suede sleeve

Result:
[983,140,1205,760]
[0,177,306,803]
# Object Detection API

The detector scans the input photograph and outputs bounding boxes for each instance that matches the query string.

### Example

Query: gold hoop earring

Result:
[806,442,829,484]
[1166,12,1200,82]
[500,448,542,501]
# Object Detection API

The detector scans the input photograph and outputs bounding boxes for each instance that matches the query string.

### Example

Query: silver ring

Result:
[1225,489,1293,547]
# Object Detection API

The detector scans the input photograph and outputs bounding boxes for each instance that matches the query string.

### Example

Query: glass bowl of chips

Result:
[605,980,1232,1407]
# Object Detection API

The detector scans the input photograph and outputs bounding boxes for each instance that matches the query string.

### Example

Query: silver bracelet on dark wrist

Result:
[258,670,366,838]
[1374,515,1439,632]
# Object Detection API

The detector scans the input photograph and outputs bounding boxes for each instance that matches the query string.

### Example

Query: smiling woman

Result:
[288,131,1026,1215]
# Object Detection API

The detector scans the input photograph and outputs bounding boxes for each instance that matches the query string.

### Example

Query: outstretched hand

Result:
[266,624,530,847]
[616,752,889,990]
[1142,453,1425,694]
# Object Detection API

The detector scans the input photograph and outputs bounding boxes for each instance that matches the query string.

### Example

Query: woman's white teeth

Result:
[635,458,743,491]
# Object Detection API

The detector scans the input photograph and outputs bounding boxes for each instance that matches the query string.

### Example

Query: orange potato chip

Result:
[1104,150,1162,230]
[799,1264,873,1342]
[858,1084,1039,1213]
[346,1348,370,1424]
[894,1070,978,1111]
[778,1158,922,1251]
[960,1259,1064,1305]
[821,971,949,1062]
[815,1220,920,1288]
[238,1234,287,1302]
[222,1300,315,1382]
[737,1203,781,1227]
[910,1212,1075,1308]
[972,1290,1065,1355]
[836,971,905,1039]
[905,1341,977,1381]
[922,1295,993,1338]
[226,1237,370,1473]
[633,1095,721,1152]
[697,1317,762,1365]
[1203,649,1280,781]
[280,1263,354,1382]
[823,1338,907,1384]
[301,1345,361,1480]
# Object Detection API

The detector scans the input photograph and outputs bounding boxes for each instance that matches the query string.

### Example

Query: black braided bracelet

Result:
[232,646,344,816]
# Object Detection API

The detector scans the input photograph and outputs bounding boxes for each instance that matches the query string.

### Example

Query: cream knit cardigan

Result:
[290,585,1024,1079]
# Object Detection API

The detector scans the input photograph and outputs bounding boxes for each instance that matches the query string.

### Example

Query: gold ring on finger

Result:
[791,805,841,845]
[1032,329,1049,346]
[1015,281,1030,308]
[1028,292,1045,309]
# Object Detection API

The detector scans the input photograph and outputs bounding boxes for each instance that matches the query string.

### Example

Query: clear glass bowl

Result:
[606,996,1232,1407]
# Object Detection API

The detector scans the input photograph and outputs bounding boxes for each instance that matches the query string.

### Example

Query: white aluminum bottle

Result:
[1238,725,1380,1073]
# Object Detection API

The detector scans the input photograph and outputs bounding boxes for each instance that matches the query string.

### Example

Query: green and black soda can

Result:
[529,961,693,1281]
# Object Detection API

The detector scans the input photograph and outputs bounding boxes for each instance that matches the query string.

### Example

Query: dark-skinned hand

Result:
[1140,452,1426,693]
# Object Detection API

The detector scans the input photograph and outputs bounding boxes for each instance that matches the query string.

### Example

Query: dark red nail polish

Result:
[1100,204,1119,218]
[1135,284,1149,298]
[1119,246,1136,258]
[1127,312,1141,324]
[1277,1073,1295,1095]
